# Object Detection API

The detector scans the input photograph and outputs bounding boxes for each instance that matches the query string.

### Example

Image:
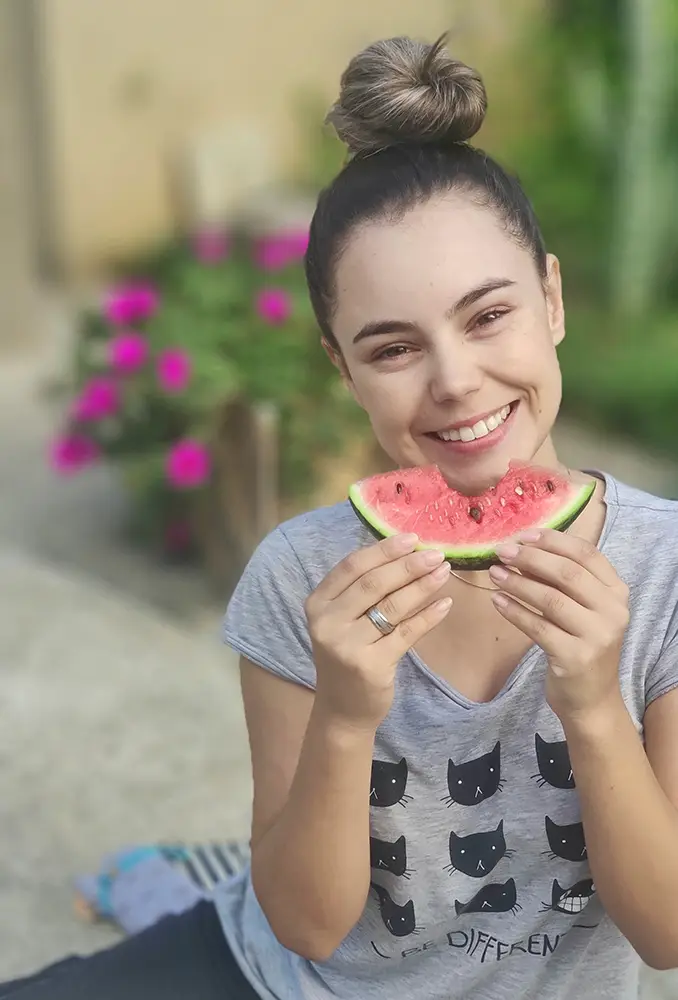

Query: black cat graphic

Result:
[444,820,512,878]
[370,758,412,808]
[370,882,418,937]
[455,878,522,916]
[370,835,414,879]
[442,741,503,807]
[532,734,575,789]
[544,816,587,862]
[540,877,595,915]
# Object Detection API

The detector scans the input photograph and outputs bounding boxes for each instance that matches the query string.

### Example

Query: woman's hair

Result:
[305,33,547,348]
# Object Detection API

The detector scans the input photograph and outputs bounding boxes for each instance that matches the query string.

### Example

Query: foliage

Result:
[506,0,678,317]
[501,0,678,472]
[50,228,366,556]
[558,308,678,460]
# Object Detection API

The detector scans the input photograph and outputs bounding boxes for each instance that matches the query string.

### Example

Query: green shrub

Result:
[49,226,366,556]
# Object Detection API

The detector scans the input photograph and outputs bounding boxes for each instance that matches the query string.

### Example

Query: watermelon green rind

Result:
[348,477,595,571]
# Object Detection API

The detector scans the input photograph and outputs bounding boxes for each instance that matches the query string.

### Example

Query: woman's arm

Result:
[488,528,678,970]
[239,534,453,960]
[563,687,678,971]
[243,658,374,962]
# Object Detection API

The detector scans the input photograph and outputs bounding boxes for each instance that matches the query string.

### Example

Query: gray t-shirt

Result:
[215,471,678,1000]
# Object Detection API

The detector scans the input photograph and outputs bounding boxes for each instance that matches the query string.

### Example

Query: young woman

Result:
[3,32,678,1000]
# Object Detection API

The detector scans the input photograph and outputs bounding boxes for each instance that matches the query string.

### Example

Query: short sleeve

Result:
[646,632,678,707]
[222,525,317,690]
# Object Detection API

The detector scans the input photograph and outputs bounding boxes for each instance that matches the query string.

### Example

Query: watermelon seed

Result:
[546,480,555,492]
[469,506,483,523]
[395,482,404,494]
[500,497,506,507]
[515,484,524,496]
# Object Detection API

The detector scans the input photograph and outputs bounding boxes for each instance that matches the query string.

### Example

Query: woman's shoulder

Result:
[602,470,678,540]
[601,470,678,624]
[254,499,372,584]
[274,500,376,568]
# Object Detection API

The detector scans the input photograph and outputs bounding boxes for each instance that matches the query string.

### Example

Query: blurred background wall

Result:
[11,0,538,284]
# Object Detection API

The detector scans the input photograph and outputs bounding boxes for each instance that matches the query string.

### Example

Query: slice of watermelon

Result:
[348,462,596,570]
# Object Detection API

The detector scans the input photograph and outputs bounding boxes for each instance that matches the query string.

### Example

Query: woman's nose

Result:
[429,343,483,404]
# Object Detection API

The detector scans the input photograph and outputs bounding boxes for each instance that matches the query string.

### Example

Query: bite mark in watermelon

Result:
[348,462,595,570]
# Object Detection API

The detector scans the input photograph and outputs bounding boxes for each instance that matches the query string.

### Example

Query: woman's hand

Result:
[305,533,453,732]
[488,529,630,723]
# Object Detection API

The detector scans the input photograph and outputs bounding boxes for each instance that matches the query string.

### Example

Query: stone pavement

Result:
[0,547,252,978]
[0,355,677,996]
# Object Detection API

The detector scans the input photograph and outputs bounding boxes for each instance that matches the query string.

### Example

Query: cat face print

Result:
[545,816,587,862]
[442,741,503,807]
[533,734,575,789]
[370,757,412,808]
[541,877,596,915]
[370,835,413,879]
[370,882,418,937]
[445,820,512,878]
[455,878,521,916]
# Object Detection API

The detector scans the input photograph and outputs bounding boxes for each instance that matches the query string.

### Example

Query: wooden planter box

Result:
[192,398,392,593]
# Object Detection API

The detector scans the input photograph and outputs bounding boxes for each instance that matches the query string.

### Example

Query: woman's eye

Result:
[474,308,510,330]
[374,344,411,361]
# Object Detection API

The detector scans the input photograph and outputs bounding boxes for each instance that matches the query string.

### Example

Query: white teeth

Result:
[436,404,512,444]
[437,428,462,442]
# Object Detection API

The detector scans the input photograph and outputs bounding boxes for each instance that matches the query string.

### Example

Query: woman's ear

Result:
[544,254,566,347]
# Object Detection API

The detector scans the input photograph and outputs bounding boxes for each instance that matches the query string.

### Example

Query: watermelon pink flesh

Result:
[348,463,595,569]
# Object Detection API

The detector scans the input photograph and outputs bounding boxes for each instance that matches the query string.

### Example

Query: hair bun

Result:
[326,33,487,157]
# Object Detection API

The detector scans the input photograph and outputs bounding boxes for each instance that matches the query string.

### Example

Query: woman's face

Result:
[329,192,566,495]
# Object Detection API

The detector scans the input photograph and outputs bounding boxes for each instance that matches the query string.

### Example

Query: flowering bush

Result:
[50,226,364,557]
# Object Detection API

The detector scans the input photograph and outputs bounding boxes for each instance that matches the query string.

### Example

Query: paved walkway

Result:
[0,355,676,995]
[0,548,252,978]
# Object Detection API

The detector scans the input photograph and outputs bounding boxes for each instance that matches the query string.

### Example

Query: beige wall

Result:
[38,0,538,278]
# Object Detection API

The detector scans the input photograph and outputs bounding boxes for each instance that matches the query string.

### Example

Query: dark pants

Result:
[0,902,260,999]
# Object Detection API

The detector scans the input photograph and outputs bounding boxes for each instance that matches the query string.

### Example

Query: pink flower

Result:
[49,434,100,475]
[156,348,192,394]
[166,439,211,489]
[192,228,231,264]
[108,331,149,374]
[255,288,292,325]
[71,376,120,421]
[253,228,309,271]
[104,282,160,325]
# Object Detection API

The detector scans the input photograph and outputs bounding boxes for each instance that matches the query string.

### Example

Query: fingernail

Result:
[431,562,452,580]
[393,533,418,551]
[517,530,541,542]
[435,597,453,612]
[422,549,445,566]
[492,593,509,608]
[495,542,520,561]
[489,565,509,581]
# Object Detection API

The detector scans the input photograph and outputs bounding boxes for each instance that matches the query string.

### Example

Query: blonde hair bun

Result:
[326,33,488,157]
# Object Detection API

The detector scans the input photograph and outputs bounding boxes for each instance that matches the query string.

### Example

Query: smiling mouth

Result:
[556,891,592,914]
[426,401,518,444]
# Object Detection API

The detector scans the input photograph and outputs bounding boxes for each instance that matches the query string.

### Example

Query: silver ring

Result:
[365,605,395,636]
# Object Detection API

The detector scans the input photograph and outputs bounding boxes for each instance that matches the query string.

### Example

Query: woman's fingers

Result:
[333,547,450,621]
[378,596,454,659]
[311,533,419,604]
[357,562,452,643]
